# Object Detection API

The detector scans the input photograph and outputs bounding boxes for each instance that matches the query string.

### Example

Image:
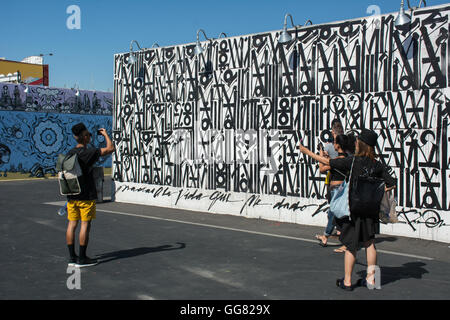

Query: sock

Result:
[68,244,77,258]
[79,245,87,259]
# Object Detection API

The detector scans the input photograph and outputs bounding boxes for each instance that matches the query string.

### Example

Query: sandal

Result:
[315,234,328,247]
[333,246,347,253]
[336,278,353,291]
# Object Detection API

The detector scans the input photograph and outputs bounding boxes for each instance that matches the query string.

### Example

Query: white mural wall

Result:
[112,4,450,243]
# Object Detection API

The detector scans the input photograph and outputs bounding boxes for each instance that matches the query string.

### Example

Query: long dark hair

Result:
[345,132,356,154]
[334,134,350,154]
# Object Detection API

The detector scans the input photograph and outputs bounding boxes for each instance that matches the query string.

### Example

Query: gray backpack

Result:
[56,152,82,195]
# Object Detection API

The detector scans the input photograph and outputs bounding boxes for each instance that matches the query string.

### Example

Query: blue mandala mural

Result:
[32,118,66,156]
[0,83,113,177]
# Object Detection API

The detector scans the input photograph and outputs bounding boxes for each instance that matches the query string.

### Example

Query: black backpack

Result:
[350,160,385,219]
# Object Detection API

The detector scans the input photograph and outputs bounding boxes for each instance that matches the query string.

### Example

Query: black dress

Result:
[329,156,396,252]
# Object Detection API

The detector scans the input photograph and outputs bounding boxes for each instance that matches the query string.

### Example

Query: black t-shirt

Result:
[329,152,348,182]
[329,156,397,189]
[67,146,101,201]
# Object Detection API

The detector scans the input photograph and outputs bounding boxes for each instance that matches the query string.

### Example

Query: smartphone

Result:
[97,129,102,135]
[318,142,323,151]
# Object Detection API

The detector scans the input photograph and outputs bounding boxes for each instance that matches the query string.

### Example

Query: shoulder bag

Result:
[329,157,355,219]
[379,191,398,223]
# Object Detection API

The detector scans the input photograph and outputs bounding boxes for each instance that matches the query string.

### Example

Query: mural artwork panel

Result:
[0,83,113,177]
[113,4,450,242]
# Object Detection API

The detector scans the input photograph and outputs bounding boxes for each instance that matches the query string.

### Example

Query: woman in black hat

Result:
[298,128,396,291]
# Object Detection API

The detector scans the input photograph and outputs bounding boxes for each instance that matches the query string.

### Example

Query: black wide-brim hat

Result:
[359,128,378,147]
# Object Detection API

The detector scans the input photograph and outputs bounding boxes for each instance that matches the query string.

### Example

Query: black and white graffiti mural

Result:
[113,4,450,242]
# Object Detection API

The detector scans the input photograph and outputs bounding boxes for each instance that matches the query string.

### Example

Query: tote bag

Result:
[329,157,354,219]
[379,191,398,223]
[329,180,350,219]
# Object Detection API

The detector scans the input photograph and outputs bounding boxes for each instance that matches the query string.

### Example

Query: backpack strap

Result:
[349,156,355,182]
[333,156,355,182]
[72,146,95,174]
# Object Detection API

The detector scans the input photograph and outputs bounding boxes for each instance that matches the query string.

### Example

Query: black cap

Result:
[71,123,87,136]
[359,128,378,147]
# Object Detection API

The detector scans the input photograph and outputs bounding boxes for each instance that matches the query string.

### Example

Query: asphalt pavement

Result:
[1,177,449,300]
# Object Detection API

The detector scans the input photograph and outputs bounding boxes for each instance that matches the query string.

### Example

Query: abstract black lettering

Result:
[113,5,450,237]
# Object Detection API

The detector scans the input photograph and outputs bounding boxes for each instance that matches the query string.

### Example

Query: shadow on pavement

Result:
[98,199,113,204]
[96,242,186,264]
[374,236,398,244]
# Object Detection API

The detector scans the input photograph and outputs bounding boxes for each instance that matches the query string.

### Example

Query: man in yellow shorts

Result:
[66,123,114,267]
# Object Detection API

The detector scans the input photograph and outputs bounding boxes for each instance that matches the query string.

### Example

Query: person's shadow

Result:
[356,262,429,286]
[96,242,186,264]
[374,236,397,244]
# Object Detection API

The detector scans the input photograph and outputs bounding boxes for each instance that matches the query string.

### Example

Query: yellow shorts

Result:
[67,200,96,221]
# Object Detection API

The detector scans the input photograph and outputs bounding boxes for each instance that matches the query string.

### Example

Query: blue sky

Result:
[1,0,449,92]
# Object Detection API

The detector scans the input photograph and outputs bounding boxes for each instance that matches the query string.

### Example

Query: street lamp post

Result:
[39,53,53,65]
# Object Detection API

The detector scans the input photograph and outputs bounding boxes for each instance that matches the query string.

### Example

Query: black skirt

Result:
[335,215,380,252]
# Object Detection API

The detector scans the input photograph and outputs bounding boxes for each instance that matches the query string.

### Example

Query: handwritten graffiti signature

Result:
[116,185,331,218]
[115,185,448,231]
[397,208,448,231]
[116,185,241,211]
